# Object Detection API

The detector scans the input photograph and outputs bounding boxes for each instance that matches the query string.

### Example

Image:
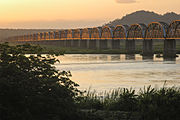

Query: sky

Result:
[0,0,179,29]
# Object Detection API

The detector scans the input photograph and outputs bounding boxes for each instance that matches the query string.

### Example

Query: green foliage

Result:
[77,88,103,110]
[78,86,180,120]
[104,88,138,111]
[138,86,180,120]
[0,43,81,120]
[78,88,138,111]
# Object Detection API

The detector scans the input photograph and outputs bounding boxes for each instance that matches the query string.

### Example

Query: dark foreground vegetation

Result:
[78,86,180,120]
[0,43,82,120]
[0,43,180,120]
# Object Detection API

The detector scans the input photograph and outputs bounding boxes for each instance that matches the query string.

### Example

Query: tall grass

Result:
[77,86,180,120]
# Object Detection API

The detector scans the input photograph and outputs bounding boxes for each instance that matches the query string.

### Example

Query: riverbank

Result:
[39,43,180,54]
[8,40,180,54]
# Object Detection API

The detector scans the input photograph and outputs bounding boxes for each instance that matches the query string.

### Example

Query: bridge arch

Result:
[113,25,128,39]
[66,29,73,40]
[17,35,23,41]
[101,26,114,39]
[30,34,34,41]
[21,35,24,41]
[127,23,146,39]
[37,33,41,40]
[41,32,46,40]
[166,20,180,39]
[145,22,168,39]
[73,29,82,47]
[45,32,50,40]
[112,25,129,49]
[73,29,82,39]
[81,28,91,48]
[60,30,67,40]
[101,26,114,49]
[33,33,37,41]
[55,31,61,39]
[49,31,55,40]
[90,27,102,49]
[81,28,91,39]
[57,30,67,47]
[143,22,168,57]
[23,35,27,41]
[91,27,102,39]
[25,34,29,41]
[164,20,179,58]
[126,24,146,53]
[66,29,74,47]
[26,35,30,41]
[40,33,44,40]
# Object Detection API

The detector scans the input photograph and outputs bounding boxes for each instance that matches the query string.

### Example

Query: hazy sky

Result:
[0,0,179,29]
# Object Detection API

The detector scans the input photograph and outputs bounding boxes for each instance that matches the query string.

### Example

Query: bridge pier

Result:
[73,39,79,48]
[57,40,65,47]
[63,40,67,47]
[112,39,120,49]
[126,39,135,54]
[70,39,74,47]
[78,39,81,48]
[107,39,112,49]
[164,39,176,58]
[41,40,48,45]
[96,39,100,49]
[45,40,52,46]
[62,40,66,47]
[66,40,71,48]
[143,39,153,56]
[89,39,96,49]
[86,39,90,49]
[80,39,88,49]
[99,39,108,49]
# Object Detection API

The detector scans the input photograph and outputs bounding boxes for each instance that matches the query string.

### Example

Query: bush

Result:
[138,86,180,120]
[79,86,180,120]
[0,43,81,120]
[105,88,138,111]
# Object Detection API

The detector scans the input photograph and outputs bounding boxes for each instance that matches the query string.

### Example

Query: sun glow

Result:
[0,0,179,28]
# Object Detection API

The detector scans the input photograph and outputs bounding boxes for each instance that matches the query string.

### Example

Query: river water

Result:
[55,54,180,92]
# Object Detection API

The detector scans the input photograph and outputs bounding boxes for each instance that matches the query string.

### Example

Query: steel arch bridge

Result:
[6,20,180,58]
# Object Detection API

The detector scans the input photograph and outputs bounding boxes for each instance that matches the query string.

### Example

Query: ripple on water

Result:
[56,54,180,92]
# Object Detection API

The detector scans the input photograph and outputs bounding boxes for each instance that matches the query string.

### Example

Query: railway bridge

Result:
[6,20,180,58]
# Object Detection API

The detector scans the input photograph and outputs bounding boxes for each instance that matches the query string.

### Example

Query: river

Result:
[55,54,180,92]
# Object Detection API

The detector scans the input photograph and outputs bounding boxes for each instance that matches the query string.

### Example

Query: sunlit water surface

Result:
[55,54,180,92]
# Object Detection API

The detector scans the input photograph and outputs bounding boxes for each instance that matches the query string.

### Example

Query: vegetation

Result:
[78,86,180,120]
[0,43,81,120]
[0,43,180,120]
[38,40,180,54]
[104,10,180,26]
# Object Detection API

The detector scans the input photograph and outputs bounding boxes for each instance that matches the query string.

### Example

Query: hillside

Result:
[105,10,180,26]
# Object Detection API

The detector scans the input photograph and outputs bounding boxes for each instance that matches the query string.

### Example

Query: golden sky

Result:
[0,0,179,28]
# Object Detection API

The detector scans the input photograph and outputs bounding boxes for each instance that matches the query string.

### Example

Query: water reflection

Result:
[111,55,120,61]
[56,54,180,92]
[142,56,153,61]
[99,55,108,61]
[164,57,176,62]
[125,54,135,60]
[89,55,98,61]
